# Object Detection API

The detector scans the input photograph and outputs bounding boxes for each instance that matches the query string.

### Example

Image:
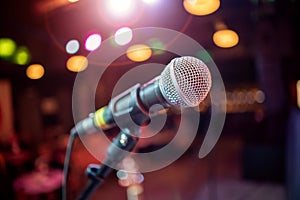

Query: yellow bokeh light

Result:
[66,55,88,72]
[13,46,31,65]
[26,64,45,80]
[213,29,239,48]
[297,80,300,108]
[183,0,220,16]
[126,44,152,62]
[0,38,16,59]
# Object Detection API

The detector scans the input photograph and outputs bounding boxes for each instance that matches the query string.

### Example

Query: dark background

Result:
[0,0,300,199]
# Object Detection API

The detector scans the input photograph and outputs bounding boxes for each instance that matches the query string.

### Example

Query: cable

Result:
[62,129,77,200]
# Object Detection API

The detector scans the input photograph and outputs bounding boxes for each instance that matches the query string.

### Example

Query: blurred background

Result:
[0,0,299,199]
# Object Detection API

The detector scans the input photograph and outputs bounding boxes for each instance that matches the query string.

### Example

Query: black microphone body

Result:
[72,56,211,136]
[73,77,170,135]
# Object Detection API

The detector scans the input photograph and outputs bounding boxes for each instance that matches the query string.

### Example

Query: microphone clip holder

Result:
[76,129,139,200]
[107,83,150,134]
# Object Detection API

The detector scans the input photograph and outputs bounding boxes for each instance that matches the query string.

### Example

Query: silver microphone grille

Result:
[159,56,212,107]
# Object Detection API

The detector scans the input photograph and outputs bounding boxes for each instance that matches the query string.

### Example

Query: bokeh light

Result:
[213,29,239,48]
[66,55,88,72]
[254,90,265,103]
[66,39,80,54]
[0,38,16,59]
[148,38,165,55]
[85,33,102,51]
[126,44,152,62]
[107,0,134,18]
[41,97,59,115]
[98,0,143,27]
[12,46,31,65]
[114,27,133,46]
[143,0,158,4]
[26,64,45,80]
[183,0,220,16]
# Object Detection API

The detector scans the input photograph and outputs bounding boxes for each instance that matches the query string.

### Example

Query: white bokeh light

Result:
[66,39,80,54]
[114,27,133,46]
[85,33,102,51]
[107,0,134,17]
[142,0,158,4]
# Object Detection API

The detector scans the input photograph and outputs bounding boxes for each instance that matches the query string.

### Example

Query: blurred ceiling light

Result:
[213,21,239,48]
[126,44,152,62]
[98,0,142,27]
[107,0,134,18]
[114,27,133,46]
[66,55,88,72]
[297,80,300,108]
[12,46,31,65]
[66,39,80,54]
[142,0,158,4]
[213,29,239,48]
[0,38,16,59]
[85,33,102,51]
[183,0,220,16]
[26,64,45,80]
[68,0,79,2]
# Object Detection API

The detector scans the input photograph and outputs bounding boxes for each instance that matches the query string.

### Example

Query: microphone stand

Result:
[76,129,139,200]
[76,84,151,200]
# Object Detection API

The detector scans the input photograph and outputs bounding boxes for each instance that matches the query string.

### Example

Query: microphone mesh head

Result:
[159,56,211,107]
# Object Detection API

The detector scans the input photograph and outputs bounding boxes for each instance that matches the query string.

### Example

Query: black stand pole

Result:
[76,129,139,200]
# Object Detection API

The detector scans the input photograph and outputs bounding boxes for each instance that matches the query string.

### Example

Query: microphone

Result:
[72,56,211,135]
